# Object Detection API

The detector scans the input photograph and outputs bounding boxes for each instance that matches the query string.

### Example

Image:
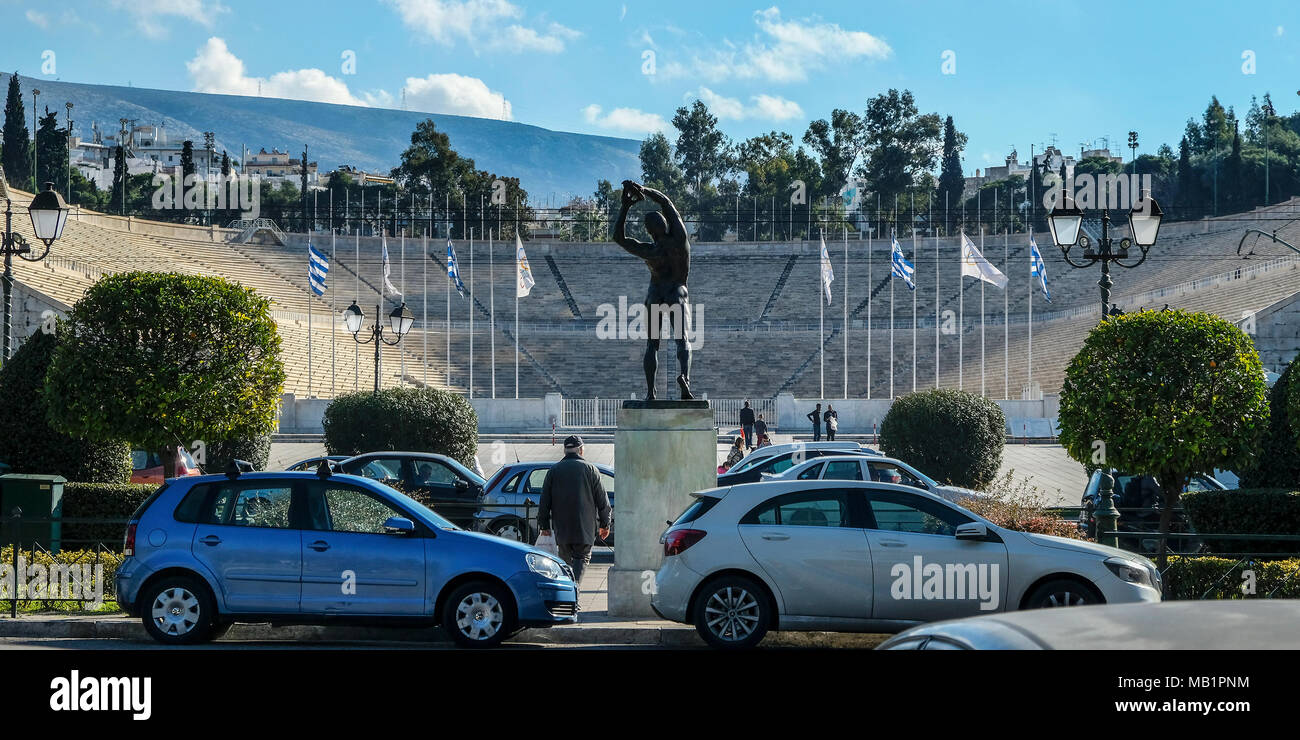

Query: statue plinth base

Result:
[607,400,716,618]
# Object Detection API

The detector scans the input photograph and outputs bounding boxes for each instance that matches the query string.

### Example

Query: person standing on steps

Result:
[808,403,823,441]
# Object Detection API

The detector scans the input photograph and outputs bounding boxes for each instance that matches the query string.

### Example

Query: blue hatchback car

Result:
[116,464,578,648]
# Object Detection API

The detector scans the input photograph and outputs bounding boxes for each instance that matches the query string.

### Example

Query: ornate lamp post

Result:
[344,301,414,392]
[2,179,69,363]
[1048,189,1164,320]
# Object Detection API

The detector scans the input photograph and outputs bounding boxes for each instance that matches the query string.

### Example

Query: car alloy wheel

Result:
[151,586,202,636]
[704,585,761,642]
[1026,578,1101,609]
[1040,590,1088,607]
[455,592,504,641]
[490,520,524,542]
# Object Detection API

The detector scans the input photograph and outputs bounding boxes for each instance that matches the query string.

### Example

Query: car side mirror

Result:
[383,516,415,534]
[955,522,989,541]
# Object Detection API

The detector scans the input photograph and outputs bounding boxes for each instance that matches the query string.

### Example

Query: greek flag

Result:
[1030,237,1051,303]
[307,243,328,296]
[819,234,835,304]
[890,236,915,291]
[446,239,467,297]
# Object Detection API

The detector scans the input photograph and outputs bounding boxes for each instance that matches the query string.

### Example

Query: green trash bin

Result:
[0,474,66,553]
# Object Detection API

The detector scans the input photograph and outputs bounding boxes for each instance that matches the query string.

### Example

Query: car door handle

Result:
[879,539,906,547]
[198,535,221,546]
[761,533,790,541]
[308,540,331,552]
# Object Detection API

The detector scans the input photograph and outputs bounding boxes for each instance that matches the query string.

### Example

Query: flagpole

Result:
[446,237,451,390]
[819,229,824,400]
[354,228,359,391]
[400,229,406,386]
[932,194,937,389]
[422,229,428,389]
[842,229,848,400]
[308,239,313,399]
[1028,239,1033,393]
[515,201,521,399]
[981,225,986,398]
[330,221,336,398]
[490,228,496,399]
[959,236,964,392]
[866,217,872,399]
[1004,226,1009,399]
[911,193,917,394]
[469,228,474,399]
[889,229,894,400]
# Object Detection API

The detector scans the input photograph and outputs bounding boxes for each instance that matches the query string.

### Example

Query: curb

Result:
[0,617,883,648]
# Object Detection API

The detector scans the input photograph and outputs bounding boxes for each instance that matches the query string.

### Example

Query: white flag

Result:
[515,233,535,298]
[819,234,834,305]
[960,232,1008,288]
[381,234,401,296]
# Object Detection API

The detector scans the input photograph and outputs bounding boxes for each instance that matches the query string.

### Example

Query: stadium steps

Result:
[544,255,583,319]
[757,255,799,322]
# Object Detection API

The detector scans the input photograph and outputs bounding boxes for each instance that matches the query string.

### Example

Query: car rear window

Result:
[673,496,720,525]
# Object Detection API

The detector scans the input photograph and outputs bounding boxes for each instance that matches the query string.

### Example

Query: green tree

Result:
[109,145,127,214]
[857,89,942,218]
[671,99,731,197]
[0,329,132,482]
[802,108,863,198]
[1057,310,1268,567]
[936,115,967,231]
[2,73,30,189]
[34,107,69,194]
[1240,360,1300,488]
[45,272,286,478]
[639,131,686,201]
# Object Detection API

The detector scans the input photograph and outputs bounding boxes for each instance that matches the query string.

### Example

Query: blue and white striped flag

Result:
[1030,237,1051,303]
[446,239,467,297]
[890,236,915,291]
[307,243,328,296]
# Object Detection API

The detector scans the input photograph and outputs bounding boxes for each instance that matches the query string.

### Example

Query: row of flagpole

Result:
[815,223,1051,399]
[303,193,535,399]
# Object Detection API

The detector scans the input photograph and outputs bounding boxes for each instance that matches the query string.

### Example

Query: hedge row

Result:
[1183,489,1300,555]
[1163,556,1300,599]
[0,546,125,607]
[59,483,158,547]
[879,389,1006,489]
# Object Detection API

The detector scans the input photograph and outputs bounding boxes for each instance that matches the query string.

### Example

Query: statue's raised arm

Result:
[636,185,687,240]
[613,181,658,259]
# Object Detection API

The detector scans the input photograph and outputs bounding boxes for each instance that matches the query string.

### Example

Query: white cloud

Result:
[111,0,227,39]
[401,73,513,119]
[26,10,49,29]
[661,7,890,83]
[186,38,364,105]
[384,0,580,54]
[583,104,666,134]
[186,38,514,120]
[689,87,803,122]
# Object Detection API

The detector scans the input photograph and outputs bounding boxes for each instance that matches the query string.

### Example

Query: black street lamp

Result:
[344,300,414,392]
[1048,189,1163,320]
[2,179,69,362]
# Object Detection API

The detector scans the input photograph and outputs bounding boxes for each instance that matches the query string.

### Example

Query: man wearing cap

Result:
[538,435,611,589]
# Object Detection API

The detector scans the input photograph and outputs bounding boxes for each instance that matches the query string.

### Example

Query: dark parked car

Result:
[717,447,877,486]
[340,452,487,528]
[474,461,615,545]
[285,455,348,472]
[1078,469,1225,554]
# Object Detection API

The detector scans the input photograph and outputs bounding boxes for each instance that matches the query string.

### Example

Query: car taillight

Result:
[663,529,706,556]
[124,522,138,556]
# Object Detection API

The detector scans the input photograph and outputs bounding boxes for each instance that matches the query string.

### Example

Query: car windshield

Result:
[369,480,459,530]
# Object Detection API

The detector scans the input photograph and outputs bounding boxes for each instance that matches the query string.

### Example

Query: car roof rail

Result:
[225,459,255,479]
[316,459,340,478]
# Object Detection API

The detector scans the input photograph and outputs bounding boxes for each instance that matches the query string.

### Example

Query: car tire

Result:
[488,518,529,543]
[1024,578,1103,609]
[691,575,770,650]
[442,580,516,649]
[140,575,218,645]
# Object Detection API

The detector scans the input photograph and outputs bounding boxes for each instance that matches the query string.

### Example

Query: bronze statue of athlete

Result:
[613,180,694,401]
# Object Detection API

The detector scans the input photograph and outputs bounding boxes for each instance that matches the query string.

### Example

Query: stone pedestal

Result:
[608,400,717,618]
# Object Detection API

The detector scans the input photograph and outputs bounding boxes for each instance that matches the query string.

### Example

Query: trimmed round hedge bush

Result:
[323,388,478,469]
[59,482,159,547]
[203,435,272,472]
[0,330,132,483]
[1240,361,1300,488]
[880,388,1006,489]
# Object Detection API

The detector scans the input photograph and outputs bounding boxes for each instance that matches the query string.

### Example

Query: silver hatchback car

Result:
[650,480,1161,649]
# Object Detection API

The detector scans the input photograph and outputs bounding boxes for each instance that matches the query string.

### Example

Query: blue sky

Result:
[4,0,1299,174]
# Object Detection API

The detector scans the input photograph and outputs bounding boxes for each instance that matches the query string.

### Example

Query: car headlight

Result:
[526,552,569,581]
[1104,557,1153,587]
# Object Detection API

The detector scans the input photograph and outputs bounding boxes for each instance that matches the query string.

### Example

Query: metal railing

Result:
[2,508,128,616]
[562,397,624,428]
[712,398,777,430]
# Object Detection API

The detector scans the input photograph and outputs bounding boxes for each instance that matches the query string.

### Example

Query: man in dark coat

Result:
[538,435,611,588]
[808,403,823,442]
[739,400,756,450]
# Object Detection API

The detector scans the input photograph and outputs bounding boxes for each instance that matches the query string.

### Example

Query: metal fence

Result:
[2,509,127,616]
[712,398,777,430]
[561,397,777,430]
